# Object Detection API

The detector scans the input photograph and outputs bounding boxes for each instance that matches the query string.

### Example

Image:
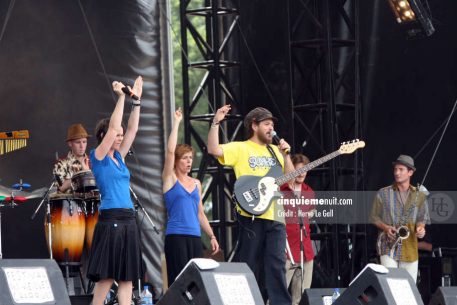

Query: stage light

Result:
[387,0,434,38]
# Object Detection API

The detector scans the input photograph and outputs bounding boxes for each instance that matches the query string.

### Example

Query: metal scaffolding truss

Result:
[287,0,366,286]
[179,0,243,258]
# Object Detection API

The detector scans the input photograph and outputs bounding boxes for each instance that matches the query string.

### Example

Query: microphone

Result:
[121,86,140,101]
[271,131,290,154]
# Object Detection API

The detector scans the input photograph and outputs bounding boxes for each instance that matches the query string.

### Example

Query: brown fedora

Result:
[66,123,90,141]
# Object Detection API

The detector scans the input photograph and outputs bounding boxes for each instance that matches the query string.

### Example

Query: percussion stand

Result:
[0,192,19,259]
[298,212,305,294]
[0,200,5,259]
[31,181,56,259]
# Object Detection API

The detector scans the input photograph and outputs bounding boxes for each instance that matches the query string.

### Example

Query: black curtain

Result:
[0,0,165,291]
[361,0,457,248]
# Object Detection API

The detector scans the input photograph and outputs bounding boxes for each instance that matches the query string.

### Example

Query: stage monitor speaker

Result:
[299,288,346,305]
[0,259,71,305]
[428,287,457,305]
[69,295,93,305]
[333,264,424,305]
[156,259,264,305]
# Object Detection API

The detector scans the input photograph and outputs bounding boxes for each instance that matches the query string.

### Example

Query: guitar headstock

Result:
[338,139,366,154]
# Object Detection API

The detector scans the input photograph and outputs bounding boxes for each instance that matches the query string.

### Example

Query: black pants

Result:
[164,234,203,286]
[235,215,291,305]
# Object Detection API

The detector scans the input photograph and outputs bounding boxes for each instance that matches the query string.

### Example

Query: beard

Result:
[258,131,273,144]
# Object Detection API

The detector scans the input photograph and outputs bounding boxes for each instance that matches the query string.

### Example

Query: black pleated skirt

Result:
[87,208,144,282]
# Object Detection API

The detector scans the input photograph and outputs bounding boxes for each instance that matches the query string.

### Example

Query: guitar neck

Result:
[275,150,341,186]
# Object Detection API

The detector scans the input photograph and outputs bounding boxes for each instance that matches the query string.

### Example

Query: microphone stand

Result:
[31,181,56,220]
[298,210,305,294]
[31,181,56,259]
[130,186,159,235]
[285,237,295,265]
[130,185,159,300]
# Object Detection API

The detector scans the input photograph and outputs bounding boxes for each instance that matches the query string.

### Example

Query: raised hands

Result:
[112,81,125,97]
[174,107,183,123]
[213,104,231,124]
[131,76,143,100]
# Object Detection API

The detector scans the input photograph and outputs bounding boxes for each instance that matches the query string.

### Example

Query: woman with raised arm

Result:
[87,76,144,305]
[162,107,220,286]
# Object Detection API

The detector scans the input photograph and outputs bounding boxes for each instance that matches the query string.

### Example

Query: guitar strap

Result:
[266,145,282,169]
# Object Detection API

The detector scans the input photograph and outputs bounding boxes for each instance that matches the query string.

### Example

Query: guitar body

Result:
[232,140,365,216]
[234,166,283,215]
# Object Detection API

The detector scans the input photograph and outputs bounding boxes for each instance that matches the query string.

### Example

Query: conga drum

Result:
[71,170,97,193]
[84,190,100,251]
[45,193,86,262]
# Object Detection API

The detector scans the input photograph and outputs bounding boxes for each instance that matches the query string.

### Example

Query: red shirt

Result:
[280,183,315,262]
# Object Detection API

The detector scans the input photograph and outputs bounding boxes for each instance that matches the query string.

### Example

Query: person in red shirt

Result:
[280,154,315,305]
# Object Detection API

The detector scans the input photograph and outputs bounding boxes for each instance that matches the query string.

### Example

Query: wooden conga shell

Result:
[45,195,85,262]
[84,197,99,251]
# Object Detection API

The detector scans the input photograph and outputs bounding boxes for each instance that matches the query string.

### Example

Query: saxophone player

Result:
[371,155,430,283]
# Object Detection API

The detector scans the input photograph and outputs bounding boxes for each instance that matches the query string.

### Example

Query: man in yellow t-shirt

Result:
[208,105,294,305]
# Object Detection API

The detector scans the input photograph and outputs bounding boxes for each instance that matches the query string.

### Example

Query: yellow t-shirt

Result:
[217,140,285,220]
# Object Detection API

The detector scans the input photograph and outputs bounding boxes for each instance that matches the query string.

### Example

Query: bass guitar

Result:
[233,140,365,215]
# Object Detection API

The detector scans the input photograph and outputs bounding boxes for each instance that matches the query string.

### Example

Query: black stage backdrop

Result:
[237,0,457,249]
[0,0,166,291]
[361,0,457,249]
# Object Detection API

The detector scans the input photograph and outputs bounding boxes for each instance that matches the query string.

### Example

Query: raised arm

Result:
[162,108,183,193]
[207,105,231,157]
[94,81,126,160]
[119,76,143,158]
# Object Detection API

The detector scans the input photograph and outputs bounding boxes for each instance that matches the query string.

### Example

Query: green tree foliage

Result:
[171,0,211,149]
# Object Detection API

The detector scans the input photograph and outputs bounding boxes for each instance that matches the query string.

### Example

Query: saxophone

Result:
[376,225,410,258]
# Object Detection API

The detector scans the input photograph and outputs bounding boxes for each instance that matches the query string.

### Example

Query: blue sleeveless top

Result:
[90,149,133,210]
[164,180,200,236]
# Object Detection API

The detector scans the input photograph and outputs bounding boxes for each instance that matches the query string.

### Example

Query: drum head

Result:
[71,170,97,192]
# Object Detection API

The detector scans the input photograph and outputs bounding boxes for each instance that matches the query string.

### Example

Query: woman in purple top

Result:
[162,107,219,286]
[87,76,144,305]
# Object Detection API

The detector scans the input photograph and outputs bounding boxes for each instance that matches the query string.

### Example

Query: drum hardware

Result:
[1,179,44,259]
[68,198,74,216]
[82,199,88,217]
[31,180,58,259]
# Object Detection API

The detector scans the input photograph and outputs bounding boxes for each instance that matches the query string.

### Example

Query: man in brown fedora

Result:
[371,154,429,282]
[53,123,91,193]
[208,105,294,305]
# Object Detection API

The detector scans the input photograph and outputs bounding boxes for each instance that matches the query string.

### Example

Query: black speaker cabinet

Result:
[156,261,264,305]
[299,288,346,305]
[429,287,457,305]
[69,295,93,305]
[0,259,71,305]
[333,265,424,305]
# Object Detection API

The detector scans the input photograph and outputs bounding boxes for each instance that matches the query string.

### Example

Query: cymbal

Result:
[0,185,47,200]
[3,196,27,203]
